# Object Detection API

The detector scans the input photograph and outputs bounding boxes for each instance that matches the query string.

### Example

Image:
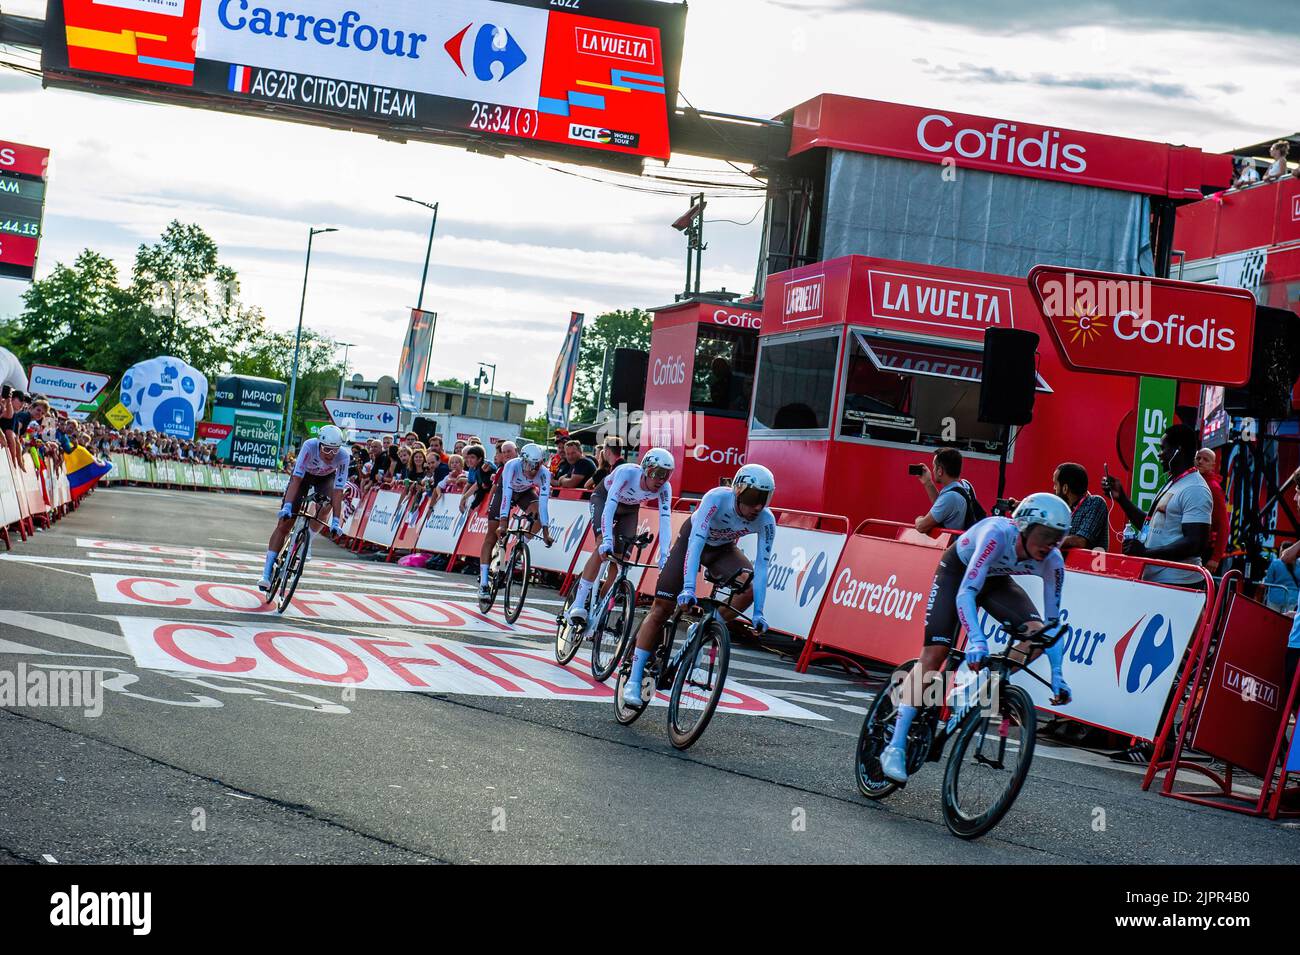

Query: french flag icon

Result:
[228,64,252,93]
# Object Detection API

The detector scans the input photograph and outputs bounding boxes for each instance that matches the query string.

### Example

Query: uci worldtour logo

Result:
[445,22,527,81]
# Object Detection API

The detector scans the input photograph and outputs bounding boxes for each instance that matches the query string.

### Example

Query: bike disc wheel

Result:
[502,538,531,625]
[941,682,1037,839]
[554,589,583,666]
[591,579,636,683]
[667,618,731,750]
[855,659,917,800]
[277,532,309,614]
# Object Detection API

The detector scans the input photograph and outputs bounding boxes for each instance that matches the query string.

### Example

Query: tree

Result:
[569,308,652,423]
[520,413,550,445]
[0,251,148,378]
[230,328,344,440]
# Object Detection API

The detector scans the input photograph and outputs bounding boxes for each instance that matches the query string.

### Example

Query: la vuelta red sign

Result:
[1027,266,1257,386]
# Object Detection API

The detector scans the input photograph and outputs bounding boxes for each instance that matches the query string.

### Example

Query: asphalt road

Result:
[1,485,1297,864]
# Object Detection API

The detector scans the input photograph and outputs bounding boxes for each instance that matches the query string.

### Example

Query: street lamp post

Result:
[477,363,497,421]
[336,341,356,399]
[283,226,338,455]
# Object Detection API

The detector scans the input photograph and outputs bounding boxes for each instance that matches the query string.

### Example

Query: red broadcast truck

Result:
[742,254,1171,530]
[638,295,762,495]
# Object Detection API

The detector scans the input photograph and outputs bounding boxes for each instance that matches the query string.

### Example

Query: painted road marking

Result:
[115,616,826,719]
[90,573,558,634]
[76,539,447,579]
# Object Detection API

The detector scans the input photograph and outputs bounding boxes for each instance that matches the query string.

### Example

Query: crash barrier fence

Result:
[104,453,290,495]
[0,447,75,550]
[1143,569,1300,820]
[337,490,1293,789]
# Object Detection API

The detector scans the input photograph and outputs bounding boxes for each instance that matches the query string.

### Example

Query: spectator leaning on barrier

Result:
[430,454,467,507]
[494,440,517,470]
[1195,447,1230,574]
[914,447,982,533]
[1262,541,1300,614]
[556,440,596,489]
[587,439,625,490]
[1053,462,1109,552]
[460,444,495,513]
[1102,423,1213,589]
[428,434,448,464]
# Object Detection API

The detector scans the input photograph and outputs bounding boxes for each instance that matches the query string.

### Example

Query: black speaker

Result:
[1224,306,1300,420]
[978,328,1040,426]
[412,416,438,443]
[610,348,649,412]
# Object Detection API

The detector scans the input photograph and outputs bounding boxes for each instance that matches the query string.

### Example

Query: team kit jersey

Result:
[496,456,552,524]
[953,517,1065,634]
[292,438,350,491]
[598,464,672,546]
[681,485,777,614]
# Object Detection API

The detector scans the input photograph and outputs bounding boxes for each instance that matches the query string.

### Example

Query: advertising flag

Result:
[397,307,437,413]
[546,312,584,428]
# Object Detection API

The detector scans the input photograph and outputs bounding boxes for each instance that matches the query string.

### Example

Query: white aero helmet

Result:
[732,463,775,509]
[519,443,547,469]
[1013,492,1072,535]
[318,424,345,449]
[641,447,675,478]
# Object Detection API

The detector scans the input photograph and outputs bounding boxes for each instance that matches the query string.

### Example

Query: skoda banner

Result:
[212,374,286,467]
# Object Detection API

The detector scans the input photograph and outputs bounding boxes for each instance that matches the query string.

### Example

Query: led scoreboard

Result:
[0,140,49,282]
[42,0,687,162]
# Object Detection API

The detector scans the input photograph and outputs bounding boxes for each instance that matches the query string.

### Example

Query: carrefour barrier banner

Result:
[976,572,1207,741]
[362,489,407,548]
[531,497,590,574]
[416,492,472,554]
[119,356,208,440]
[739,524,847,640]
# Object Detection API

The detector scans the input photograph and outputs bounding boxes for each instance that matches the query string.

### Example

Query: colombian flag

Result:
[66,445,112,500]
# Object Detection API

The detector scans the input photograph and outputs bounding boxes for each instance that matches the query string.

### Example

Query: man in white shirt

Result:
[1101,424,1212,587]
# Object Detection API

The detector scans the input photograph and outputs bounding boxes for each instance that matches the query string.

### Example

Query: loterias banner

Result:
[1027,266,1258,387]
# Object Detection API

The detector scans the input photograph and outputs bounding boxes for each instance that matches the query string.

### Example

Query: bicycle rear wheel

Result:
[855,660,917,800]
[667,618,730,750]
[502,537,531,624]
[554,589,583,666]
[941,681,1036,839]
[591,579,635,683]
[277,529,309,614]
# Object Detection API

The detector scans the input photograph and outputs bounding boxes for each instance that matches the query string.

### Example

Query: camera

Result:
[907,464,925,476]
[1,384,11,399]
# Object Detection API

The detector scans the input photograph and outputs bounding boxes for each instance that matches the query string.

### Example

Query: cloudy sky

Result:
[1,0,1294,410]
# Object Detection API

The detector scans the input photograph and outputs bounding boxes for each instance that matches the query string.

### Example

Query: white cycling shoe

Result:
[568,606,588,628]
[623,682,645,707]
[257,577,273,593]
[879,744,909,783]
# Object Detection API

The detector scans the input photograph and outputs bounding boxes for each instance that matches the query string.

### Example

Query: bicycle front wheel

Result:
[941,681,1037,840]
[855,659,916,800]
[554,589,583,666]
[502,538,531,624]
[591,579,636,682]
[667,618,730,750]
[277,530,309,614]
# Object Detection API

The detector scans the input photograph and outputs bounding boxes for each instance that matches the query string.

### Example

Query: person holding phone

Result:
[913,447,983,533]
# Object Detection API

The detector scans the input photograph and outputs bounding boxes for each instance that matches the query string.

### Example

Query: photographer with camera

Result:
[913,447,984,534]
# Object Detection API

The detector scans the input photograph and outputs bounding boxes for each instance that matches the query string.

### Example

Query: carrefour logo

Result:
[769,549,831,607]
[1113,613,1176,694]
[445,22,527,81]
[795,551,830,608]
[564,516,586,551]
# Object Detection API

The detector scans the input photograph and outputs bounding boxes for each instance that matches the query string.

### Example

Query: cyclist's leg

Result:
[706,546,754,625]
[263,479,307,585]
[579,491,608,584]
[479,483,505,588]
[980,578,1069,701]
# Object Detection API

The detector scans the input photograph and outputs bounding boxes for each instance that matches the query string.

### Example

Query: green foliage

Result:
[520,413,549,445]
[0,220,343,440]
[569,308,651,423]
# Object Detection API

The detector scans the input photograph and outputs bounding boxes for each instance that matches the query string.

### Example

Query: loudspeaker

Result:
[412,416,438,444]
[1224,306,1300,420]
[978,328,1040,426]
[610,348,649,412]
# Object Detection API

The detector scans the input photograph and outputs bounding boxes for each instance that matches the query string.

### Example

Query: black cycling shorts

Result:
[923,543,1041,648]
[589,490,638,550]
[291,472,336,510]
